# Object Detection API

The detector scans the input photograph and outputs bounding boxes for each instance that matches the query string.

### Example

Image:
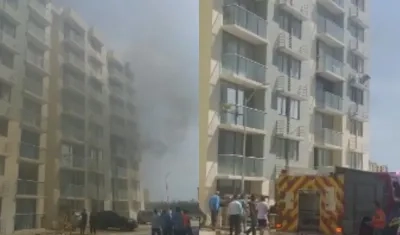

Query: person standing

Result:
[80,209,88,235]
[239,194,248,233]
[227,195,243,235]
[89,211,97,234]
[161,209,173,235]
[151,209,162,235]
[172,207,185,235]
[245,195,257,235]
[183,210,193,235]
[256,196,269,235]
[371,201,386,235]
[208,191,220,230]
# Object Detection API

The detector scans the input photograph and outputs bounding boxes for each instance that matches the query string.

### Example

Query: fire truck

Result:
[274,167,400,235]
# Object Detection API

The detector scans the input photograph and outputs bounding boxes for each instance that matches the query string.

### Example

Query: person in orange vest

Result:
[371,200,386,235]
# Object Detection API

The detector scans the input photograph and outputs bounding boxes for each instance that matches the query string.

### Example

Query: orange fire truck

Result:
[274,167,400,235]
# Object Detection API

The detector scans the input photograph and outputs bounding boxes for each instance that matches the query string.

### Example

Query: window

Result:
[290,100,300,120]
[0,118,8,137]
[276,138,299,161]
[222,33,256,59]
[347,152,363,169]
[276,52,302,79]
[349,119,363,136]
[314,148,333,168]
[218,130,243,155]
[350,87,364,105]
[349,53,364,73]
[278,10,302,39]
[276,96,300,119]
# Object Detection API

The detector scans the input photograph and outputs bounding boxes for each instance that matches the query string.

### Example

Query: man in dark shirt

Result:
[245,195,257,235]
[80,209,87,235]
[89,211,97,234]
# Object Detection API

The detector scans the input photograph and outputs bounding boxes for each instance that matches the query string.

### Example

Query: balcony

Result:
[222,4,268,45]
[316,16,344,48]
[349,39,368,59]
[60,184,84,198]
[317,55,345,81]
[114,190,128,201]
[349,5,368,29]
[315,91,343,116]
[0,99,10,117]
[63,103,85,119]
[220,53,268,89]
[0,0,20,24]
[88,158,104,172]
[0,31,17,53]
[26,52,49,76]
[315,0,345,14]
[19,142,45,162]
[88,184,105,199]
[60,154,85,169]
[64,53,85,74]
[276,32,308,61]
[24,77,47,102]
[275,120,305,141]
[314,128,343,149]
[109,85,124,99]
[64,32,85,52]
[348,102,368,122]
[89,46,103,64]
[275,75,308,100]
[349,72,369,90]
[348,135,366,153]
[109,68,124,83]
[63,75,85,95]
[21,112,46,132]
[110,105,125,117]
[278,0,309,20]
[217,154,264,179]
[220,103,266,134]
[16,180,44,197]
[28,0,51,25]
[113,167,128,178]
[62,128,84,143]
[26,24,50,50]
[63,8,87,31]
[111,123,126,136]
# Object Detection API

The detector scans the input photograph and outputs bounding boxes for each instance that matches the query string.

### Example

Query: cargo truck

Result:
[274,167,400,235]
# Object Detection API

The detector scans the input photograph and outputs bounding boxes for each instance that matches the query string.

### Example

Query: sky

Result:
[53,0,398,200]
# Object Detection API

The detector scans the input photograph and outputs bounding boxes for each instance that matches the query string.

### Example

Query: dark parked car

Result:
[137,210,153,224]
[96,211,138,231]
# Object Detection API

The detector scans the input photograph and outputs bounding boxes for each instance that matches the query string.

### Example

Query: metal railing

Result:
[223,4,267,39]
[19,142,41,160]
[315,90,343,112]
[221,53,267,84]
[318,54,344,77]
[16,179,43,196]
[220,103,266,130]
[60,184,84,198]
[217,154,264,177]
[315,128,342,146]
[316,15,344,42]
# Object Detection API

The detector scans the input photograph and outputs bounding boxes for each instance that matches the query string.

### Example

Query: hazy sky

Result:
[53,0,399,200]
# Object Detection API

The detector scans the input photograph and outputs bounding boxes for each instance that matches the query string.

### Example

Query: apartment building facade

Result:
[199,0,370,208]
[0,1,141,233]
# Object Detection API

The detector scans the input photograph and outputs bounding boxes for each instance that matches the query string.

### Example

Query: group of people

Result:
[77,209,98,235]
[209,191,271,235]
[151,207,193,235]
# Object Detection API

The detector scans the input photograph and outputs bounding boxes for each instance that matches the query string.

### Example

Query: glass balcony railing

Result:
[220,103,265,130]
[221,53,267,84]
[27,23,47,44]
[63,128,84,141]
[14,214,41,231]
[21,112,42,128]
[315,90,343,112]
[65,33,85,48]
[17,179,43,196]
[64,53,85,71]
[217,154,264,177]
[63,75,85,92]
[315,128,342,147]
[316,15,344,42]
[26,51,46,71]
[318,54,344,77]
[60,155,85,168]
[60,184,84,198]
[24,77,43,96]
[19,142,41,160]
[223,4,267,39]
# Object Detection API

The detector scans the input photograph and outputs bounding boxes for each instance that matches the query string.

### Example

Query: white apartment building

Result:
[199,0,370,208]
[0,1,141,233]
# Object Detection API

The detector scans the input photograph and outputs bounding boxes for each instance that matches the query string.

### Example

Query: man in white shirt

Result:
[227,194,243,235]
[256,195,270,235]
